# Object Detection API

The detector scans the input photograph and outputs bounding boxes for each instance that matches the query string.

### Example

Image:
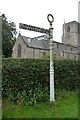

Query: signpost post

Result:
[19,14,55,101]
[47,14,55,101]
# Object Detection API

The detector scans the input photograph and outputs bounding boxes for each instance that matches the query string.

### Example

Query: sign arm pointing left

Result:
[19,23,49,34]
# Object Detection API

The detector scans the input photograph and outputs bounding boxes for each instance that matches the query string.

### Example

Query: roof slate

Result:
[21,35,49,50]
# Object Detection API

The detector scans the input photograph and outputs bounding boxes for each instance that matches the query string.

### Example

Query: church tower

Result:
[78,1,80,23]
[62,21,80,47]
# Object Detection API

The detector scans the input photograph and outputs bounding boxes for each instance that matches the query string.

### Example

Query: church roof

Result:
[28,39,49,50]
[20,34,49,50]
[65,21,79,25]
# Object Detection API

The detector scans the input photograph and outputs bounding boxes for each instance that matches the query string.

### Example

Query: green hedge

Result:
[2,58,79,104]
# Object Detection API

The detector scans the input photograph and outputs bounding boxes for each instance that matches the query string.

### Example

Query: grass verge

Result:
[2,90,78,118]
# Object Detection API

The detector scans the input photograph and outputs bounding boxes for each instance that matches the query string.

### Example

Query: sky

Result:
[0,0,79,42]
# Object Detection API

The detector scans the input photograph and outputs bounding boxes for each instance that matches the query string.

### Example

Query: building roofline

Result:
[53,40,78,48]
[32,35,46,39]
[18,33,78,49]
[65,21,79,25]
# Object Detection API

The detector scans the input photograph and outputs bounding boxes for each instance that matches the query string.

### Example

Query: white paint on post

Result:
[47,14,55,101]
[49,27,55,101]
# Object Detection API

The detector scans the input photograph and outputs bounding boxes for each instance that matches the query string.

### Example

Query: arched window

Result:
[75,56,76,59]
[18,44,21,57]
[71,47,72,51]
[68,55,69,58]
[67,27,70,32]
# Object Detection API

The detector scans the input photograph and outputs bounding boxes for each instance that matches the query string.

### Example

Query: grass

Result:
[0,99,2,119]
[2,90,78,118]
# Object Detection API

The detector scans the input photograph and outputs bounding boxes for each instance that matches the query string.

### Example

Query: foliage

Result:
[2,58,79,104]
[2,14,17,58]
[54,59,79,90]
[2,59,49,104]
[3,91,78,118]
[40,53,60,60]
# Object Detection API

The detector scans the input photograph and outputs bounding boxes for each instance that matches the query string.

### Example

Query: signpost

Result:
[19,14,55,101]
[47,14,55,101]
[19,23,49,34]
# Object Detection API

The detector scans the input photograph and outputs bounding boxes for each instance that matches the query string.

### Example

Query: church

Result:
[12,21,80,60]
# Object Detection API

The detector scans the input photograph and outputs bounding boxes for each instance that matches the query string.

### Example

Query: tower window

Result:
[67,27,70,32]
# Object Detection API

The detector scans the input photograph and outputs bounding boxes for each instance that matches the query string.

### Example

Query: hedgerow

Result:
[2,58,79,104]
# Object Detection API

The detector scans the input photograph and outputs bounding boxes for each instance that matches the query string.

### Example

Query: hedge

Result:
[2,58,79,104]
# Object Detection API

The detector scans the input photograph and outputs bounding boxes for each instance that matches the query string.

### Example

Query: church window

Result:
[63,52,64,57]
[57,44,59,48]
[71,47,72,51]
[43,52,46,55]
[68,55,69,58]
[67,27,70,32]
[18,44,21,57]
[33,49,35,58]
[75,56,76,59]
[78,25,79,33]
[54,53,56,58]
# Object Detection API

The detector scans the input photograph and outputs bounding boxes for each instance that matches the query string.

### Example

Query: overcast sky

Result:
[0,0,79,42]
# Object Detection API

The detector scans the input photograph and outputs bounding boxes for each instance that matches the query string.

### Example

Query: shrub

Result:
[2,58,79,104]
[54,59,79,90]
[2,59,49,104]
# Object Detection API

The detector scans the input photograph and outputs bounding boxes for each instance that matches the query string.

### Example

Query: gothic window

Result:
[63,52,64,57]
[43,52,46,56]
[57,44,59,49]
[54,53,56,58]
[68,55,69,58]
[78,25,80,33]
[67,27,70,32]
[71,47,72,51]
[33,49,35,58]
[18,44,21,57]
[75,56,76,59]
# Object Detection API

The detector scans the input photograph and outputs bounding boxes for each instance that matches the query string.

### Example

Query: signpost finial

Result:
[47,14,54,27]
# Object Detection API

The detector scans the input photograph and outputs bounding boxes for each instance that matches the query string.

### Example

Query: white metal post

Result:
[47,14,55,101]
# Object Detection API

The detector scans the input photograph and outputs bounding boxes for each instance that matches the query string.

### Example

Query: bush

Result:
[2,58,79,104]
[2,59,49,104]
[54,59,79,90]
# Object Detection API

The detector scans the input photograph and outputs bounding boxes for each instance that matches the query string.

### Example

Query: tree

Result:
[2,14,17,58]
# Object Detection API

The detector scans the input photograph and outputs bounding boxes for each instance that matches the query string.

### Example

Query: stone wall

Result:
[12,35,27,58]
[53,41,78,59]
[12,35,49,59]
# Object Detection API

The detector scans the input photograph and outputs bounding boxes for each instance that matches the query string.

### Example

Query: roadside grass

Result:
[0,99,2,119]
[2,90,78,118]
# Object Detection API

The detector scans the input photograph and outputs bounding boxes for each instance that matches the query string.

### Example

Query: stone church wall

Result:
[12,35,49,59]
[12,35,27,58]
[53,42,78,59]
[12,20,80,60]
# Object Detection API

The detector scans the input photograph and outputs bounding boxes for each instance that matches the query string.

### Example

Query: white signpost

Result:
[19,14,55,101]
[47,14,55,101]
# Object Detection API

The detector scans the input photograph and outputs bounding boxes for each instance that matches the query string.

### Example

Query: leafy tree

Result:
[2,14,17,58]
